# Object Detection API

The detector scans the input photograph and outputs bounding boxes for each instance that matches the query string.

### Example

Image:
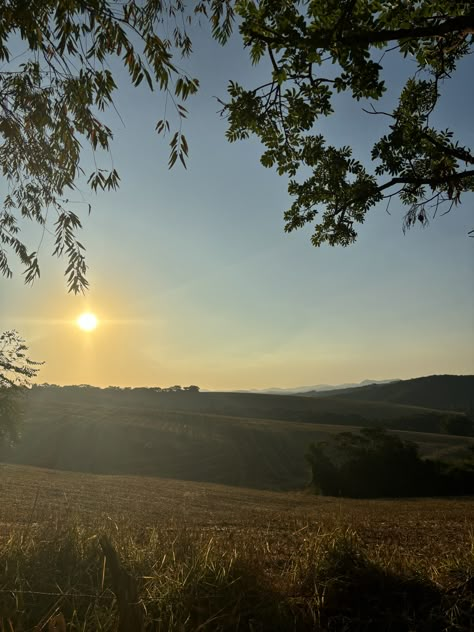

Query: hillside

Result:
[0,386,472,490]
[308,374,474,412]
[25,382,471,425]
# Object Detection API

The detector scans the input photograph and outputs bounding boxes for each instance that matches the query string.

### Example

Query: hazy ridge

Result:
[0,375,472,490]
[308,374,474,411]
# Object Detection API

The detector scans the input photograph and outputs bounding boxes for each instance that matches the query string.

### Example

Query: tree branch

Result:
[377,169,474,195]
[421,132,474,165]
[252,13,474,50]
[334,13,474,45]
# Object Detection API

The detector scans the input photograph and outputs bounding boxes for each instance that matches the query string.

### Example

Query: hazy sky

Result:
[1,20,473,390]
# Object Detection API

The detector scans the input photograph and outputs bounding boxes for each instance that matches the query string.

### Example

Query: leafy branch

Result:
[0,0,233,292]
[224,0,474,246]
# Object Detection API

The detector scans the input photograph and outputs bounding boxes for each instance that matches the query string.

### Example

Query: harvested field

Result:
[1,463,473,560]
[1,464,473,630]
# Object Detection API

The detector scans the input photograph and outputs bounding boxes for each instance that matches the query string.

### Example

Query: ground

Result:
[1,464,473,630]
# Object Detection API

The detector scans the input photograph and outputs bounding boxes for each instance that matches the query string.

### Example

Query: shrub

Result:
[306,427,474,498]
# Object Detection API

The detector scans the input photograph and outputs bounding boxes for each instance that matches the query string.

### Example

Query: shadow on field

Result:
[293,535,458,632]
[0,525,472,631]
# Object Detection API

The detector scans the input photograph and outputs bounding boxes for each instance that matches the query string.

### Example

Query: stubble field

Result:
[1,463,473,630]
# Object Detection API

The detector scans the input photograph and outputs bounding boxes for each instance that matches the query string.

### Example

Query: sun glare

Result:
[77,312,98,331]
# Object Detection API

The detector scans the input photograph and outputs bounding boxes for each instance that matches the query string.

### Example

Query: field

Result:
[1,464,473,630]
[1,387,472,489]
[1,382,473,629]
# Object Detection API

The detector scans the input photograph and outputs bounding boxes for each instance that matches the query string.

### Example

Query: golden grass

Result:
[1,463,473,556]
[1,464,473,630]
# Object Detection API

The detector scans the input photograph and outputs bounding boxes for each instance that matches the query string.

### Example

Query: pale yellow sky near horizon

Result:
[5,270,472,391]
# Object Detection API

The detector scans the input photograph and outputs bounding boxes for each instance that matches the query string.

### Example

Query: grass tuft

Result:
[1,522,473,631]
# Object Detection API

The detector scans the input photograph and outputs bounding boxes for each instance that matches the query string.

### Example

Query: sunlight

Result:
[77,312,98,332]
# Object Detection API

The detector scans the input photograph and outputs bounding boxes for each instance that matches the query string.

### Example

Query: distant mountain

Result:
[308,375,474,412]
[235,378,397,395]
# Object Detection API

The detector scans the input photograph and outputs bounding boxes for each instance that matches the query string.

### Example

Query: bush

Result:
[306,428,474,498]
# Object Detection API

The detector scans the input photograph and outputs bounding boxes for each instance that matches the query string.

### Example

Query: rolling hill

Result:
[0,385,472,490]
[25,381,472,424]
[308,374,474,412]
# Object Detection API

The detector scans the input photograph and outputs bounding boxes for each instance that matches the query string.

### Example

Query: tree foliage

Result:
[1,2,472,293]
[0,331,42,443]
[306,427,426,497]
[440,413,474,437]
[224,0,474,246]
[0,0,233,293]
[306,427,474,497]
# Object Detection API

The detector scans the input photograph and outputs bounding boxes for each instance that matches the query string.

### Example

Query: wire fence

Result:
[0,588,115,600]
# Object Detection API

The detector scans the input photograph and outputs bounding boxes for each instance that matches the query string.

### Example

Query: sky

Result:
[1,16,473,390]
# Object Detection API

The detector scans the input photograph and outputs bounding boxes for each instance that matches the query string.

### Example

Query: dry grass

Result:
[0,464,473,630]
[1,464,473,556]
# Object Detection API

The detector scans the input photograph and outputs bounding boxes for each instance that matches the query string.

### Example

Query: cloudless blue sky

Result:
[1,19,473,389]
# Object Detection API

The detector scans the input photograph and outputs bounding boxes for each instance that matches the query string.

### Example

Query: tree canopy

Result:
[0,1,472,294]
[306,427,474,497]
[226,0,474,246]
[0,0,233,293]
[0,331,41,443]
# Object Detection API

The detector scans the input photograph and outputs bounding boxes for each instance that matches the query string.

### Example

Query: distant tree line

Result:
[34,384,200,393]
[306,428,474,498]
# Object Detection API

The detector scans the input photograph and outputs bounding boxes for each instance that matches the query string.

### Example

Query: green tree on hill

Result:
[440,414,474,437]
[306,428,474,498]
[307,427,474,497]
[307,427,427,497]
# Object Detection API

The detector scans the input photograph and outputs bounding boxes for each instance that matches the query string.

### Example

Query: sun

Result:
[77,312,98,331]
